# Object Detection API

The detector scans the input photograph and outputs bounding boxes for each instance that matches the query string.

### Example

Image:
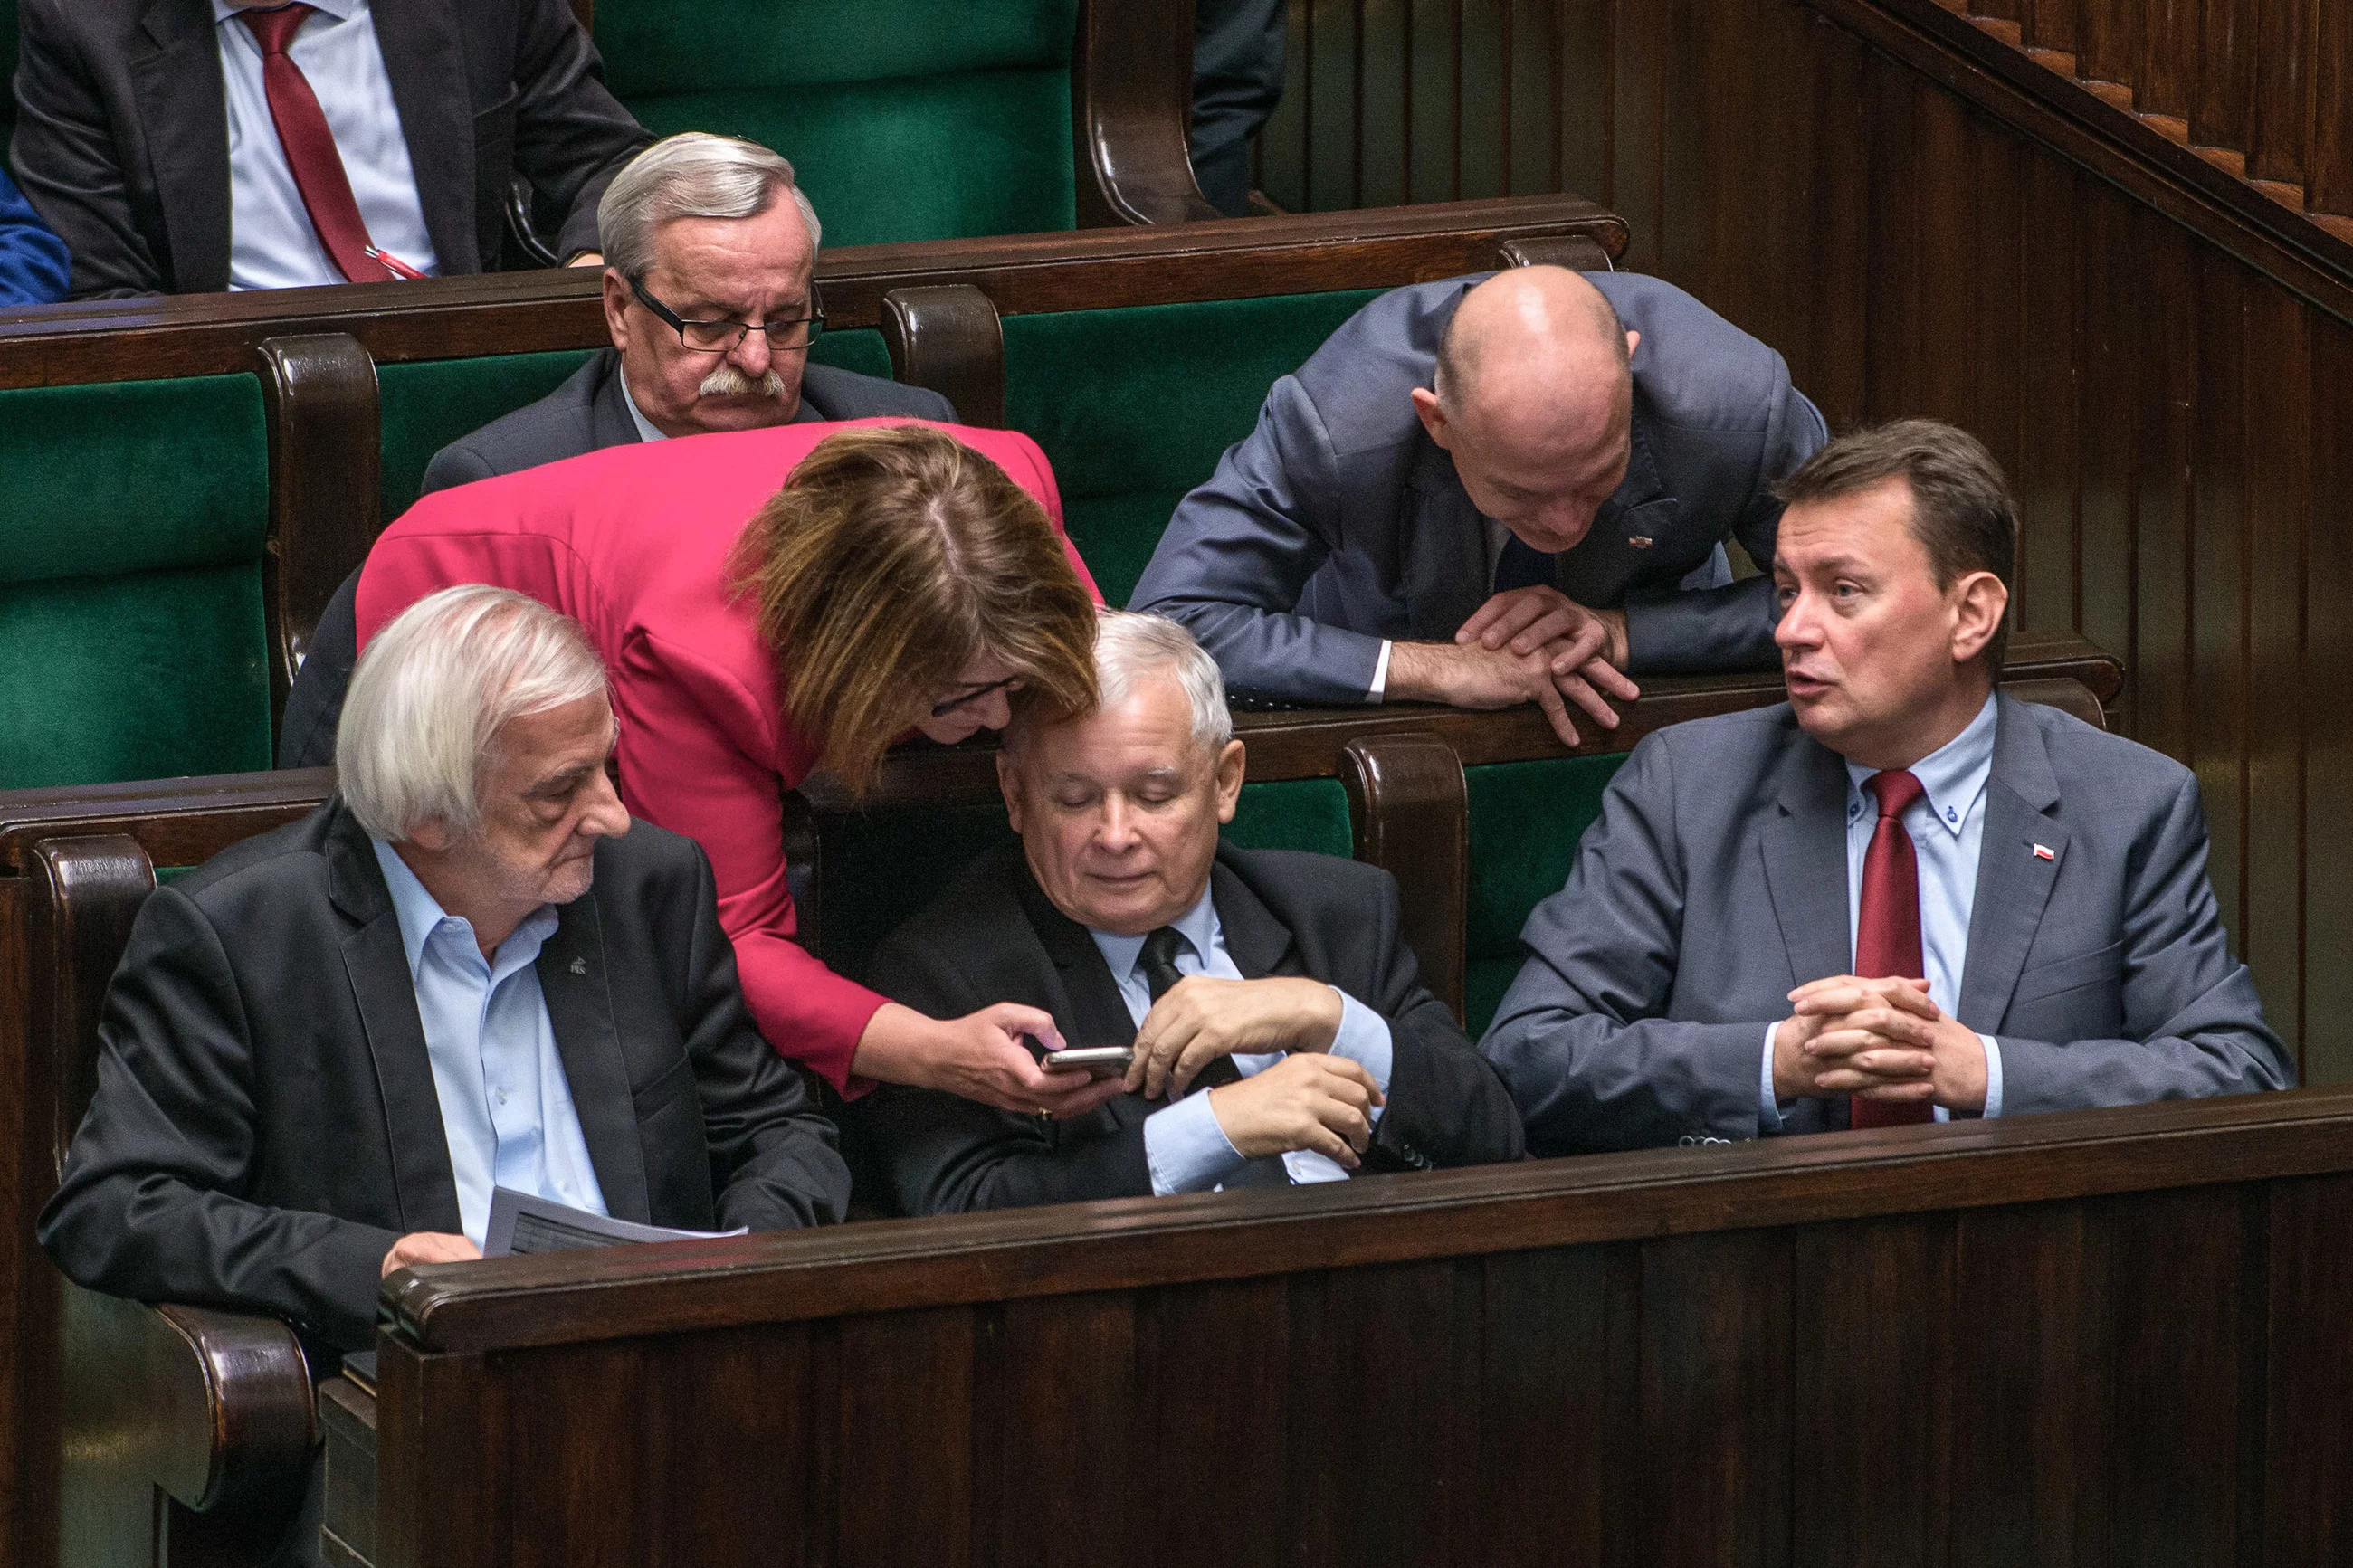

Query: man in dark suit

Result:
[43,584,850,1360]
[864,611,1523,1214]
[11,0,651,299]
[276,133,951,769]
[1481,420,2291,1155]
[1131,266,1827,744]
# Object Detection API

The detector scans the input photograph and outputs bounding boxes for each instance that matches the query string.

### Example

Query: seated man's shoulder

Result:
[887,844,1031,946]
[2017,698,2195,809]
[1639,700,1810,776]
[158,811,344,930]
[588,816,714,898]
[423,352,614,489]
[799,363,955,423]
[1220,842,1396,908]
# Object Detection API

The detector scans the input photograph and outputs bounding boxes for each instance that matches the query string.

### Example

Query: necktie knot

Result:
[1137,927,1189,1004]
[1866,769,1926,822]
[239,3,315,54]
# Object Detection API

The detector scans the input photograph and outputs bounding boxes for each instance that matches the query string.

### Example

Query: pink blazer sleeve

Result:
[610,630,886,1092]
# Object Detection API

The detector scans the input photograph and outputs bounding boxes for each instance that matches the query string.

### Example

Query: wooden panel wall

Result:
[1257,0,2353,1086]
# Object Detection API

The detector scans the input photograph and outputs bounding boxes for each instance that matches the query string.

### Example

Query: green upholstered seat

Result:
[592,0,1081,247]
[1463,754,1629,1036]
[816,776,1353,985]
[1004,289,1385,606]
[0,376,272,790]
[373,329,897,522]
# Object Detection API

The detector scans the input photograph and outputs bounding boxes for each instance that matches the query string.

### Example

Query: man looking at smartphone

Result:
[863,611,1523,1212]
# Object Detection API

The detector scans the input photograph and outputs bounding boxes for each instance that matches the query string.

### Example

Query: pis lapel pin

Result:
[2032,843,2056,861]
[569,956,588,975]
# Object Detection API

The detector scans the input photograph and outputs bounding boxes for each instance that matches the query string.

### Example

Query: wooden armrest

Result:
[64,1284,318,1515]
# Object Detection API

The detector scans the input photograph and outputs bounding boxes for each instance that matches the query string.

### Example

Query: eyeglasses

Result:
[929,674,1024,718]
[627,276,826,354]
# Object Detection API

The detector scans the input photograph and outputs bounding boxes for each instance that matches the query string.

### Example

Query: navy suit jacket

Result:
[1130,271,1827,699]
[1481,692,2293,1156]
[0,166,69,305]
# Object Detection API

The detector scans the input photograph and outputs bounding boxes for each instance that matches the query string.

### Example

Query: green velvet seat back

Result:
[593,0,1080,247]
[816,776,1353,986]
[1463,754,1629,1036]
[1005,290,1384,605]
[373,330,895,523]
[0,376,272,789]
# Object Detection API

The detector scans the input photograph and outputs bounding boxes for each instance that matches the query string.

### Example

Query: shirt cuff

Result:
[1979,1033,2004,1118]
[1759,1022,1786,1133]
[1368,640,1394,701]
[1326,990,1393,1107]
[1143,1090,1248,1195]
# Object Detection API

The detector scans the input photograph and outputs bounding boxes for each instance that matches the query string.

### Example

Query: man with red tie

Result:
[1480,419,2291,1155]
[12,0,650,298]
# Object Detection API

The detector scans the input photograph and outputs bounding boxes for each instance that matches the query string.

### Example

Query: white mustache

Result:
[697,365,790,399]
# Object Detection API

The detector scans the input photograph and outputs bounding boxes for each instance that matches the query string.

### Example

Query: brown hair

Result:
[1772,418,2018,670]
[734,424,1099,791]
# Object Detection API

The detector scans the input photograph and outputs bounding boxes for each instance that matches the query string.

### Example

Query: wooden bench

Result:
[0,195,1626,796]
[0,639,2120,1567]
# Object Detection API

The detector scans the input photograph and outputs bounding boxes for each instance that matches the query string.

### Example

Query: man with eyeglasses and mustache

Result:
[279,131,951,766]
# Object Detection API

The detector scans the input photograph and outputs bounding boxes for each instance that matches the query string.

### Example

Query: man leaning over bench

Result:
[1481,420,2291,1156]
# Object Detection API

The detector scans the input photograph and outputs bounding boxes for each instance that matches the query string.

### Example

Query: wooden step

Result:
[1969,14,2023,46]
[2251,178,2310,214]
[2196,145,2250,181]
[2140,114,2190,148]
[2079,78,2136,112]
[2024,47,2079,78]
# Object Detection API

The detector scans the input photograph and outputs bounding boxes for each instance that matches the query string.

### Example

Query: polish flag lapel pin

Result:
[2032,843,2057,861]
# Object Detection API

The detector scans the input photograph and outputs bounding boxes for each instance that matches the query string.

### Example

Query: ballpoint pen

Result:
[363,245,428,281]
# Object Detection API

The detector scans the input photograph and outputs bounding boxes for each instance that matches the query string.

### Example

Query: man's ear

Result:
[404,820,452,853]
[1949,571,2010,665]
[600,267,634,352]
[1409,385,1451,450]
[1212,739,1246,825]
[996,750,1027,834]
[1624,328,1642,360]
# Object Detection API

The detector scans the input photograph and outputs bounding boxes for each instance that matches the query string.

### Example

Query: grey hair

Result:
[338,585,609,842]
[596,132,823,280]
[1092,609,1233,754]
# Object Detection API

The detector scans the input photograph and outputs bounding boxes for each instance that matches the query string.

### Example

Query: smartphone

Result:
[1041,1046,1134,1079]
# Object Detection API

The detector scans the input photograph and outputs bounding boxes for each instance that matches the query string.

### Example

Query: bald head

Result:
[1412,268,1640,554]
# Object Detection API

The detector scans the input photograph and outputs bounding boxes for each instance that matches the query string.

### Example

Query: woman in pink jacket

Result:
[357,420,1117,1117]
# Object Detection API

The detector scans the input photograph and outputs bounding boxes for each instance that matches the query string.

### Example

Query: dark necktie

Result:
[1492,533,1558,594]
[1136,926,1242,1094]
[239,5,390,282]
[1851,770,1935,1129]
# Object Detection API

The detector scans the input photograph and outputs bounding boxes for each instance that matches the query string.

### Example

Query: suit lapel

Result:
[369,0,478,271]
[1014,866,1141,1050]
[590,351,646,450]
[537,890,653,1223]
[326,812,463,1234]
[132,0,232,291]
[1556,419,1681,606]
[1207,856,1300,980]
[1957,698,2068,1033]
[1400,438,1491,641]
[1759,733,1854,989]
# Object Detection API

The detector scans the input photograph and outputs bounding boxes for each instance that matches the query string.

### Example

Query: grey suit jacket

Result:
[417,345,958,492]
[1481,694,2292,1156]
[1129,272,1828,699]
[11,0,652,299]
[38,801,851,1353]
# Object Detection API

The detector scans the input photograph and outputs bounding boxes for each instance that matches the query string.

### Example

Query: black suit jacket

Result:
[38,801,851,1351]
[275,351,957,770]
[863,842,1525,1214]
[417,346,959,491]
[10,0,652,298]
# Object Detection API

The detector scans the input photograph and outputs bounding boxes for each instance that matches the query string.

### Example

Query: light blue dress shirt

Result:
[1760,693,2007,1129]
[214,0,442,290]
[371,841,607,1246]
[1087,886,1393,1193]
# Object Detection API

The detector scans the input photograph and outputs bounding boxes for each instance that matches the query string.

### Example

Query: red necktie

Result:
[1851,769,1935,1128]
[238,5,387,283]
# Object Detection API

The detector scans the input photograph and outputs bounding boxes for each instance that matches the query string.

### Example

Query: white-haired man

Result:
[43,585,851,1357]
[419,130,952,490]
[863,611,1524,1213]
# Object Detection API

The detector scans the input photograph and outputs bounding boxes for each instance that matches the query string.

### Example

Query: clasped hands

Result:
[1770,974,1988,1115]
[1111,976,1384,1170]
[1394,586,1639,747]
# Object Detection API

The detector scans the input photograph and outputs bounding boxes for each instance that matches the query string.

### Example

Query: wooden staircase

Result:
[1934,0,2353,245]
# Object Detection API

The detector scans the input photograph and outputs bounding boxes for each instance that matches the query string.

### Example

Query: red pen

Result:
[363,245,429,281]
